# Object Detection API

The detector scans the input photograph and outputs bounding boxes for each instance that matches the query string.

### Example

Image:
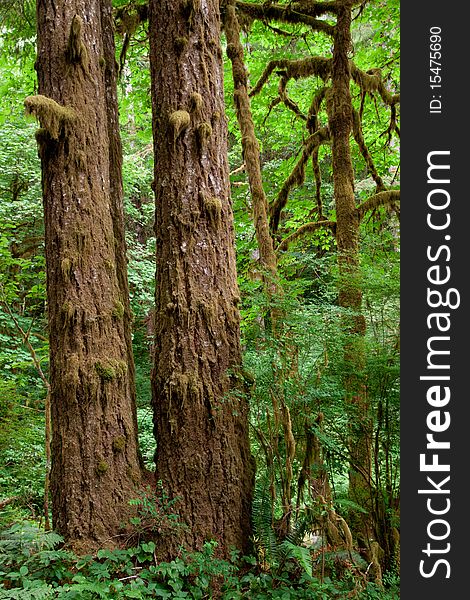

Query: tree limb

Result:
[356,190,400,222]
[277,220,336,252]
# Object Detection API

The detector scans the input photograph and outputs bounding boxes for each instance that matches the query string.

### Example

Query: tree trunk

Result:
[149,0,253,558]
[328,0,373,550]
[32,0,141,550]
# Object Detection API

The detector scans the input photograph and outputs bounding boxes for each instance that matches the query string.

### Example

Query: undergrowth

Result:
[0,522,400,599]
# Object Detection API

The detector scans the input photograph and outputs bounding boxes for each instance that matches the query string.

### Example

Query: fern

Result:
[0,582,54,599]
[0,523,63,557]
[251,479,279,566]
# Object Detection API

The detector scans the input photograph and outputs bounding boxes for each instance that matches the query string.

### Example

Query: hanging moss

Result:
[169,372,202,408]
[25,95,76,141]
[183,0,201,26]
[61,257,73,279]
[34,127,53,160]
[66,15,89,69]
[196,122,212,150]
[201,194,222,227]
[189,91,203,114]
[62,300,78,326]
[169,110,191,144]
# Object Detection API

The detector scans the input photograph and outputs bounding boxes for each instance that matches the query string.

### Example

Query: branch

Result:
[235,1,336,34]
[350,64,400,107]
[351,109,386,192]
[0,294,49,390]
[356,190,400,222]
[269,126,330,232]
[250,56,331,97]
[277,220,336,252]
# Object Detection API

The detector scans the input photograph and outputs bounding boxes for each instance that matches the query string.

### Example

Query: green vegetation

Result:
[0,0,399,597]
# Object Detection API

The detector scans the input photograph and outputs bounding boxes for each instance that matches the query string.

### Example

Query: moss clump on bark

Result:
[112,436,126,452]
[25,95,76,141]
[112,300,125,319]
[66,15,88,68]
[95,359,128,381]
[62,300,77,326]
[61,257,73,279]
[196,122,212,150]
[189,91,203,114]
[175,37,189,54]
[96,460,109,474]
[169,110,191,144]
[202,194,222,227]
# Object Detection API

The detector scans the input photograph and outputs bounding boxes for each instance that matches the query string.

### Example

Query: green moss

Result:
[175,37,189,53]
[61,257,72,279]
[62,300,77,325]
[169,110,191,143]
[202,194,222,227]
[66,15,88,68]
[196,122,212,150]
[95,362,116,381]
[112,300,125,319]
[25,95,76,141]
[189,91,203,113]
[96,460,109,474]
[95,359,128,381]
[112,436,126,452]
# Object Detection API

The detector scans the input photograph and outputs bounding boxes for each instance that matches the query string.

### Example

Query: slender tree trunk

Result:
[149,0,253,557]
[31,0,141,550]
[328,0,373,552]
[101,0,143,470]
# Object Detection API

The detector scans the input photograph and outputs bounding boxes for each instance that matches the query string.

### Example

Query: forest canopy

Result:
[0,1,399,598]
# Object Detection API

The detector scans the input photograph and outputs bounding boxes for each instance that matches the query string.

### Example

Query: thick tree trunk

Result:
[149,0,253,557]
[32,0,141,550]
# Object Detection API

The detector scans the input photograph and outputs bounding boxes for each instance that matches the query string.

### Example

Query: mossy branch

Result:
[356,190,400,222]
[269,126,330,232]
[352,109,386,192]
[277,76,307,120]
[24,95,77,140]
[224,0,278,282]
[250,56,331,98]
[234,1,335,34]
[277,220,336,252]
[350,64,400,107]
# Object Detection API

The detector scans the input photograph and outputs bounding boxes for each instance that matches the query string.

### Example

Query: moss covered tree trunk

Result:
[329,0,374,560]
[149,0,253,557]
[32,0,141,550]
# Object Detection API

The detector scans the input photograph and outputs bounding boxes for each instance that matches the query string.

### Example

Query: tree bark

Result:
[32,0,141,550]
[149,0,253,557]
[328,0,374,555]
